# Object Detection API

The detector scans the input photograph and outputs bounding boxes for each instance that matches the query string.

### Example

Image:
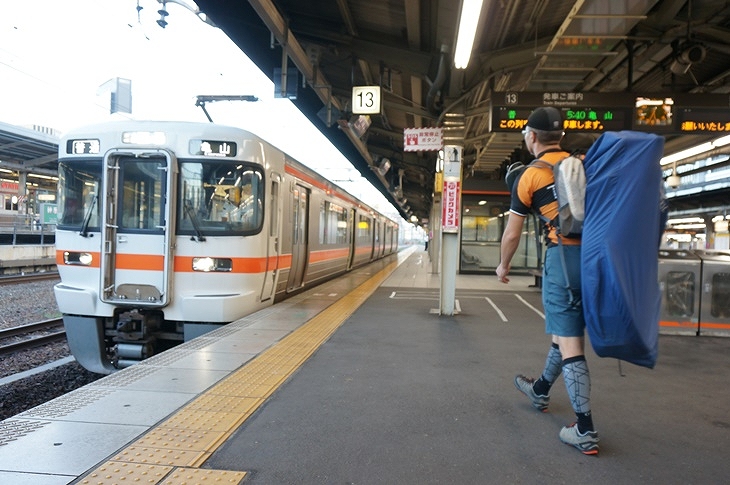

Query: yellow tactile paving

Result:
[161,410,248,432]
[111,445,208,467]
[185,395,262,414]
[78,257,399,484]
[78,461,174,484]
[134,428,228,452]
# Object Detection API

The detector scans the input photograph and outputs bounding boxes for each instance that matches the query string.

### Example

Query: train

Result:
[54,120,399,374]
[658,249,730,337]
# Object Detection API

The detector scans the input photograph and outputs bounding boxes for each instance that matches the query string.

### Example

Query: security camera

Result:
[667,175,681,188]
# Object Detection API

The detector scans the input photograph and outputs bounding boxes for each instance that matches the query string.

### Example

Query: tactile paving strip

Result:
[0,419,50,446]
[77,257,399,483]
[15,388,112,419]
[78,462,173,484]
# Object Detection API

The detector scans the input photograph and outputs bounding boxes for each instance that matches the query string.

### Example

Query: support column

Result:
[439,110,465,316]
[440,146,461,315]
[18,171,28,215]
[704,215,716,249]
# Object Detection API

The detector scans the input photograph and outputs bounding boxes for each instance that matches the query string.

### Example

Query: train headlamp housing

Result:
[192,257,233,272]
[64,251,93,266]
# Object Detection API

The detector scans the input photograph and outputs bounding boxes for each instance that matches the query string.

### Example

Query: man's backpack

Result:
[581,131,666,369]
[532,155,586,238]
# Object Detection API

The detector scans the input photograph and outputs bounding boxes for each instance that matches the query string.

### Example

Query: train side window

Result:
[711,272,730,318]
[357,215,371,244]
[320,201,346,245]
[665,271,695,317]
[333,203,347,244]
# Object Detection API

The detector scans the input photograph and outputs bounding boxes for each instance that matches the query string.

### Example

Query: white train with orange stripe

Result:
[54,120,398,374]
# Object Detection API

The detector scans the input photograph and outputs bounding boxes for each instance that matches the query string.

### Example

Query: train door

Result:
[260,173,281,301]
[347,208,356,269]
[100,151,174,306]
[370,216,377,260]
[373,217,382,259]
[287,184,309,291]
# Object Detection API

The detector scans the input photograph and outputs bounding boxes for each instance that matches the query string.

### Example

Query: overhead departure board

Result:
[490,91,730,134]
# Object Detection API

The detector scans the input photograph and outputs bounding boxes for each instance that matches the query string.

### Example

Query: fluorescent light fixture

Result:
[661,134,730,166]
[667,217,704,224]
[454,0,484,69]
[672,223,707,230]
[713,134,730,147]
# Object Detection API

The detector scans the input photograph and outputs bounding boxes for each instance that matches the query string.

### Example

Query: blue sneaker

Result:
[559,423,600,455]
[514,375,549,412]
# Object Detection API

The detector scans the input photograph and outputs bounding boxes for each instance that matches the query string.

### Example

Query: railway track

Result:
[0,318,66,355]
[0,272,60,286]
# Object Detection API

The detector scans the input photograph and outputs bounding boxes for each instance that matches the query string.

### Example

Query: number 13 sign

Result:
[352,86,381,115]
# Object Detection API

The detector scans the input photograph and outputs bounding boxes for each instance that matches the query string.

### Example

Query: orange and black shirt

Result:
[509,149,580,246]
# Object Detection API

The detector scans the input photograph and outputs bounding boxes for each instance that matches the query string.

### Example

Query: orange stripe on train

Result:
[309,248,350,263]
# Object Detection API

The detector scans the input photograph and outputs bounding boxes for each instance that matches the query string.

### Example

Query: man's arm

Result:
[496,213,526,283]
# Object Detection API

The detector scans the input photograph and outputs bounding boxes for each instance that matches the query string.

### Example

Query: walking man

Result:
[496,106,599,455]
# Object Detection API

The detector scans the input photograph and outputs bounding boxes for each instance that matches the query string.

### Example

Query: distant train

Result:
[658,249,730,337]
[54,121,398,374]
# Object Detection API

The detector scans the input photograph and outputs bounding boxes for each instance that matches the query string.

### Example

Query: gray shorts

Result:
[543,245,585,337]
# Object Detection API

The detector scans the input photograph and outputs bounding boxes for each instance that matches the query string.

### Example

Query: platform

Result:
[0,247,728,484]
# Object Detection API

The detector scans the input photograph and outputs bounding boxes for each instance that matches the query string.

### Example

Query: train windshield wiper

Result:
[79,194,98,238]
[184,200,206,242]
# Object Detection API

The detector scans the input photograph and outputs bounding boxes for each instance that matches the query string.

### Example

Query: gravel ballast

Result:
[0,278,102,421]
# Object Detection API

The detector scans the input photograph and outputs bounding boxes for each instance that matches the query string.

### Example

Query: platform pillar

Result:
[439,143,462,316]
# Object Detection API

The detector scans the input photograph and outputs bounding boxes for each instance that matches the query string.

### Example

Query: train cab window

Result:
[57,161,102,229]
[178,161,264,236]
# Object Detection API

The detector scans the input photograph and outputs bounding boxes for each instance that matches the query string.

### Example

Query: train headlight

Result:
[64,251,93,266]
[192,257,232,272]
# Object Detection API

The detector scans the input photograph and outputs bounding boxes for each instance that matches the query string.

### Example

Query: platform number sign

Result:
[352,86,381,115]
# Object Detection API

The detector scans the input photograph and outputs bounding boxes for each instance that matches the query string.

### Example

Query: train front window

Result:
[178,161,264,236]
[118,158,166,232]
[57,160,102,229]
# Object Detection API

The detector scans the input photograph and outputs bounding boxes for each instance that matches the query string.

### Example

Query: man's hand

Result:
[496,263,510,283]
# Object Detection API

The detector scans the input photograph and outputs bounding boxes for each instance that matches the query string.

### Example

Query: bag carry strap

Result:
[556,233,581,308]
[531,158,580,308]
[537,216,580,309]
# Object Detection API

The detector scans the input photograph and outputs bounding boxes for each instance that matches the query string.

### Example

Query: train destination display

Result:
[490,91,730,134]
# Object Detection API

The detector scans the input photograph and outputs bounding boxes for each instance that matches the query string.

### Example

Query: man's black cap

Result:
[526,106,563,131]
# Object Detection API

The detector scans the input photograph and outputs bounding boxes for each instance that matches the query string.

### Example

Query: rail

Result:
[0,318,66,356]
[0,272,60,285]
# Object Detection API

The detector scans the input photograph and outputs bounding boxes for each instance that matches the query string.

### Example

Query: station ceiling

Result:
[194,0,730,224]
